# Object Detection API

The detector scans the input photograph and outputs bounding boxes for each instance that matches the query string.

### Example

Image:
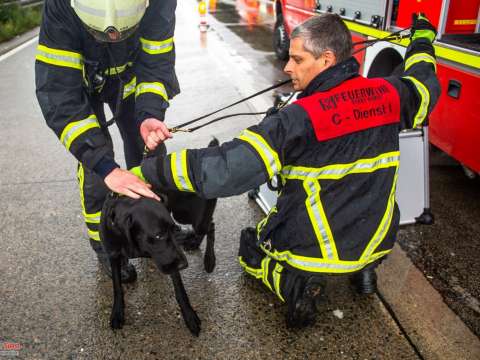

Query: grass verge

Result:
[0,3,42,43]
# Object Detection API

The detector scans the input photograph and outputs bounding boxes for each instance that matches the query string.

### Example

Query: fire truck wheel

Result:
[273,15,290,61]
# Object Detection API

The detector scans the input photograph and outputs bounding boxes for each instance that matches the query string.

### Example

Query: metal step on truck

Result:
[251,0,479,224]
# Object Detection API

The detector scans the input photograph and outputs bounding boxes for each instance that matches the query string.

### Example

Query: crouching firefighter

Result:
[135,13,440,328]
[35,0,189,283]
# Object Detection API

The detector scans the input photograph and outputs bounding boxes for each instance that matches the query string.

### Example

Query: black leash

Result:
[352,27,410,55]
[167,27,411,134]
[169,78,292,133]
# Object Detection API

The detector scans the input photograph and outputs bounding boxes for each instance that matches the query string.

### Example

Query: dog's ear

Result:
[99,197,128,253]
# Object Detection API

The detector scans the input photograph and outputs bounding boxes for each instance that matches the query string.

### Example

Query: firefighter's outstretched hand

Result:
[410,13,437,42]
[104,168,160,201]
[140,118,173,150]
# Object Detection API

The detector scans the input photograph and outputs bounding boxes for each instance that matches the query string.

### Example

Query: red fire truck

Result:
[273,0,480,176]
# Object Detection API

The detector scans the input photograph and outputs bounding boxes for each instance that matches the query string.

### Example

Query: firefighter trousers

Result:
[77,91,145,246]
[239,227,384,304]
[238,227,325,304]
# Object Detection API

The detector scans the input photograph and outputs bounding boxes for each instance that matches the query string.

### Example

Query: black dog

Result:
[99,139,218,336]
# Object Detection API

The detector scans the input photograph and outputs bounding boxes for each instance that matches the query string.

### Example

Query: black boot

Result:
[90,240,137,284]
[350,263,378,295]
[285,275,326,329]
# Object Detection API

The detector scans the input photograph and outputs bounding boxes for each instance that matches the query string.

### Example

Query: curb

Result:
[378,244,480,359]
[0,27,39,57]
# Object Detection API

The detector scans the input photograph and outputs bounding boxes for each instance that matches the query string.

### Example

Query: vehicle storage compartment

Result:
[440,33,480,52]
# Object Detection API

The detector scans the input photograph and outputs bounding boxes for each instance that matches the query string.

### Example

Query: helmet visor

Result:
[86,24,139,43]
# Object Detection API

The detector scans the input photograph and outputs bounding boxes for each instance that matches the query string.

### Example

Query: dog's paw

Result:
[204,253,216,273]
[110,311,125,330]
[184,310,201,337]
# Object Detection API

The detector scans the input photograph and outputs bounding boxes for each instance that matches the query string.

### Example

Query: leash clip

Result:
[263,239,272,251]
[169,127,192,133]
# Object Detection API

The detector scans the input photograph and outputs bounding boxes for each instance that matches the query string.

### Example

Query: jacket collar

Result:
[297,57,360,99]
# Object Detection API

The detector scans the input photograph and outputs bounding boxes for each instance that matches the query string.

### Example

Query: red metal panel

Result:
[444,0,480,34]
[429,63,480,172]
[351,33,366,74]
[396,0,443,29]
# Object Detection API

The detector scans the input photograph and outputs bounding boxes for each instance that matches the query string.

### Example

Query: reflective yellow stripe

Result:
[140,37,174,54]
[272,262,285,302]
[433,44,480,70]
[105,62,132,76]
[135,82,168,102]
[403,76,430,127]
[123,76,136,99]
[405,52,437,72]
[256,206,277,239]
[260,245,390,274]
[60,115,100,150]
[88,229,100,241]
[36,44,83,70]
[361,170,399,260]
[239,257,263,279]
[170,150,195,192]
[261,257,273,291]
[344,20,410,47]
[303,180,338,260]
[238,129,281,178]
[282,152,400,180]
[342,19,480,70]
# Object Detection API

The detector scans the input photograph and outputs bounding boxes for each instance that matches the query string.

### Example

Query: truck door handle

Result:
[447,80,461,99]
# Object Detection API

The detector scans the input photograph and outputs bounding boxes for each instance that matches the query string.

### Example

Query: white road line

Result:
[0,36,38,63]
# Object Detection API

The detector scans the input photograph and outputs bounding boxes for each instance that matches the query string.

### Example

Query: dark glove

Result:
[410,13,437,42]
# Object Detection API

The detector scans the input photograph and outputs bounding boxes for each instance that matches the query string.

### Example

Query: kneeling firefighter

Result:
[135,13,440,327]
[35,0,186,283]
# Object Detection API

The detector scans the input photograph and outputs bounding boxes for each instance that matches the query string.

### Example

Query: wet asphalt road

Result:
[0,0,478,359]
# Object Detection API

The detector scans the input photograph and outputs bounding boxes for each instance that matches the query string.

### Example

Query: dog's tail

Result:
[208,137,219,148]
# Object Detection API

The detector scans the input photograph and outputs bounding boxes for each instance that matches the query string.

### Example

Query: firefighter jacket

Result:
[142,36,440,274]
[35,0,179,176]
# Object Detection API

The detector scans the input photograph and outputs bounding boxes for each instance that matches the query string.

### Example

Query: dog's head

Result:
[100,195,188,274]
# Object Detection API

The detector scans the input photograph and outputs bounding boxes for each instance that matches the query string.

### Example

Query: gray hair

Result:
[291,14,352,63]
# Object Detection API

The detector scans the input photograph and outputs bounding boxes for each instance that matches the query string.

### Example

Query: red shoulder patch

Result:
[295,77,400,141]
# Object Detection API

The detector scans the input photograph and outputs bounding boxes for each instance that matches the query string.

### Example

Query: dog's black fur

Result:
[99,138,218,336]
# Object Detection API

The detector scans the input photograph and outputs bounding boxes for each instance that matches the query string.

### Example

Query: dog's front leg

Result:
[170,271,201,336]
[204,222,216,273]
[110,256,125,329]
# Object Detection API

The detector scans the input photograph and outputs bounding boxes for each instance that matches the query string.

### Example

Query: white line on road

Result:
[0,36,38,63]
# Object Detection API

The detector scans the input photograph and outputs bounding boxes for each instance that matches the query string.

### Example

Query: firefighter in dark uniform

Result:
[35,0,180,282]
[135,13,440,328]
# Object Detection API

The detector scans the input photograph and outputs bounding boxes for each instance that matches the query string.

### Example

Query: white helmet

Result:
[71,0,149,42]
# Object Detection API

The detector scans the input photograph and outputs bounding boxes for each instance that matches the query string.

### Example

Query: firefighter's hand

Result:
[140,118,173,150]
[411,13,437,42]
[104,168,160,201]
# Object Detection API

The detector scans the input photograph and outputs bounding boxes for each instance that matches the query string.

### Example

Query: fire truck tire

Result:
[273,15,289,61]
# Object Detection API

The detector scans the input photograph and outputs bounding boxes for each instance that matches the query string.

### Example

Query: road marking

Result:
[0,36,38,63]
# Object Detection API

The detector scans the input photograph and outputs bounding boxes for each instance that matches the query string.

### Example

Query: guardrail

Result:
[0,0,43,8]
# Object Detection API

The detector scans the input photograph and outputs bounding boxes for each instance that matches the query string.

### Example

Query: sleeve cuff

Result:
[93,157,120,179]
[136,108,167,129]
